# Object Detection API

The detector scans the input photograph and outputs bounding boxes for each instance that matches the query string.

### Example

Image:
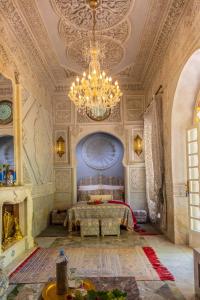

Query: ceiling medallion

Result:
[51,0,133,31]
[68,0,123,121]
[67,36,124,71]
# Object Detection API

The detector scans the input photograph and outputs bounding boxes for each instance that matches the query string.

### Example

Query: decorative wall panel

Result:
[53,95,72,125]
[54,168,72,209]
[124,95,144,122]
[129,164,146,210]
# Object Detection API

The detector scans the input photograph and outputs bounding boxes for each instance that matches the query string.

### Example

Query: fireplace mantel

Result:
[0,185,31,204]
[0,185,34,266]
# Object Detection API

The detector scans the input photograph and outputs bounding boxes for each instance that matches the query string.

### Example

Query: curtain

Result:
[144,95,166,227]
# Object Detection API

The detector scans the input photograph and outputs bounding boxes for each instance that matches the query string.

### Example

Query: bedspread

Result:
[65,202,134,231]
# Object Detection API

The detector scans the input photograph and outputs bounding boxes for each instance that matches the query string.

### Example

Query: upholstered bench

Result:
[101,218,120,237]
[133,210,147,223]
[80,218,100,237]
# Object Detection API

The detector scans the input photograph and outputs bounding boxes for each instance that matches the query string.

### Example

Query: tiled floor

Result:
[5,226,195,299]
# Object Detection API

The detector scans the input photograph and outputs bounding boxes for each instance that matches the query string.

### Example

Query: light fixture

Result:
[56,136,65,157]
[196,106,200,121]
[68,0,122,121]
[134,135,143,156]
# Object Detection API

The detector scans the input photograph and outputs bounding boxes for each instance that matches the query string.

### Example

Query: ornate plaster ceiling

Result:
[36,0,186,86]
[0,0,187,89]
[51,0,133,30]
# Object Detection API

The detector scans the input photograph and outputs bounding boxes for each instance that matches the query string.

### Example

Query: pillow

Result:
[101,195,113,202]
[89,194,113,202]
[89,195,102,202]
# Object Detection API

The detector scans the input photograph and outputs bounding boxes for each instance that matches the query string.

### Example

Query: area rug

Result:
[9,246,174,284]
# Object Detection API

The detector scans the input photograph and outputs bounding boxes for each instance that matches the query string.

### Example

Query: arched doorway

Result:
[76,132,125,202]
[70,128,128,205]
[172,49,200,245]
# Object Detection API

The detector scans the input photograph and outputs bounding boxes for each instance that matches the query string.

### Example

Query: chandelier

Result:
[68,0,122,121]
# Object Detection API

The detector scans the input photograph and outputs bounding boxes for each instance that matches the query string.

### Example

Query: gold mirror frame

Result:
[0,69,22,186]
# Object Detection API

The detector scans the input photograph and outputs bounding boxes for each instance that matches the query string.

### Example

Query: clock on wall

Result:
[0,100,13,125]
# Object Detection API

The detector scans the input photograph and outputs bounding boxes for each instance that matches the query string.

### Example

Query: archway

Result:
[71,129,128,204]
[172,49,200,245]
[76,132,125,202]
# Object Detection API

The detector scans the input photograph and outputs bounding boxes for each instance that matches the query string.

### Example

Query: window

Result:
[187,127,200,232]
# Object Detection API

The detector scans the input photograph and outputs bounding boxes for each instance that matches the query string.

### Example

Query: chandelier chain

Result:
[68,0,122,120]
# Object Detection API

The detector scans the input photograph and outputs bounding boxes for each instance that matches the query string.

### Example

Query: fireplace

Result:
[0,186,34,267]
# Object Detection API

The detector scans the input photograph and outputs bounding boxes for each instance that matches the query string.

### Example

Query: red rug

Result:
[143,247,175,281]
[9,247,41,278]
[9,246,174,283]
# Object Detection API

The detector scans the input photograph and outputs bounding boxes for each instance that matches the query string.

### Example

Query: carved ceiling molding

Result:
[67,36,124,70]
[0,17,52,109]
[51,0,134,31]
[143,0,187,87]
[118,0,187,86]
[16,0,67,83]
[0,0,64,90]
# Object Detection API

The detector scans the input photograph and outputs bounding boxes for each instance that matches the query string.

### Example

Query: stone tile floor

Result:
[5,226,195,299]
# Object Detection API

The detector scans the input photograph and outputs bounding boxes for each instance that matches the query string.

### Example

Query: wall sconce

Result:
[196,105,200,122]
[56,136,65,157]
[134,135,143,156]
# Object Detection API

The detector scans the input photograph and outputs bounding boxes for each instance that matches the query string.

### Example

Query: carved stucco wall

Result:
[0,19,55,237]
[145,0,200,244]
[22,84,54,236]
[53,88,146,210]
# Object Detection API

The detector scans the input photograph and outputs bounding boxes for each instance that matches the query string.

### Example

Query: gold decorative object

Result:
[134,135,143,156]
[42,279,95,300]
[2,211,23,250]
[3,211,14,247]
[56,136,65,157]
[68,0,122,121]
[14,217,23,240]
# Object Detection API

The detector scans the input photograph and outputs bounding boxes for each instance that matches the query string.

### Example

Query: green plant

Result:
[78,289,127,300]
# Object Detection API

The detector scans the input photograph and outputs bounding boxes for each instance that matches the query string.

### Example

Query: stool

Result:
[101,218,120,237]
[133,210,147,223]
[80,218,99,237]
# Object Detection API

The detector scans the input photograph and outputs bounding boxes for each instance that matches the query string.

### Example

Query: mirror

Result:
[0,73,15,186]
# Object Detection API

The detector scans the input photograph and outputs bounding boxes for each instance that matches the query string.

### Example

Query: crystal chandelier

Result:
[68,0,122,121]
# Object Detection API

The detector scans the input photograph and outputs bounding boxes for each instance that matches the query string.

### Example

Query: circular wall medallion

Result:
[0,100,13,125]
[82,133,120,170]
[51,0,133,31]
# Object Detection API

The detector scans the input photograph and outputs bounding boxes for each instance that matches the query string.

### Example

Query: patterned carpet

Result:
[50,231,147,249]
[10,246,164,283]
[6,227,188,299]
